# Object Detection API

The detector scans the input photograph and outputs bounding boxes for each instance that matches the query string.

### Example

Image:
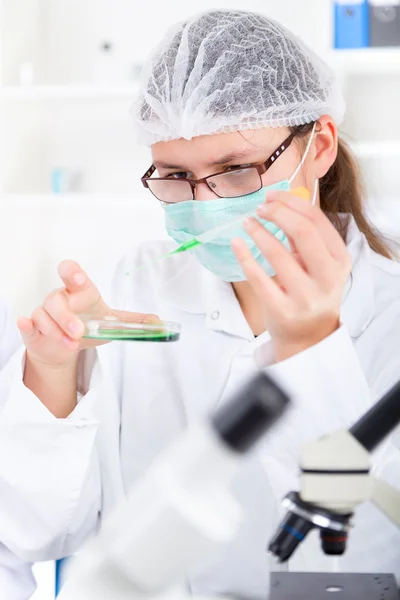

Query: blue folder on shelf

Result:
[334,0,370,48]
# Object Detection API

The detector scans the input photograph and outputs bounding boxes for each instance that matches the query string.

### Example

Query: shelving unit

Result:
[351,141,400,159]
[0,66,399,197]
[326,47,400,74]
[0,84,139,100]
[0,0,399,199]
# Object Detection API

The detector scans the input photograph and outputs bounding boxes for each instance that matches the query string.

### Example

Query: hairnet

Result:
[133,10,345,146]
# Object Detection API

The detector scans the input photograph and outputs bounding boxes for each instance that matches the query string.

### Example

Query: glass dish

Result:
[82,315,181,342]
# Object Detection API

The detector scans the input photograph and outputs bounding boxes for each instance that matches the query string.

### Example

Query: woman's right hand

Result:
[18,260,159,368]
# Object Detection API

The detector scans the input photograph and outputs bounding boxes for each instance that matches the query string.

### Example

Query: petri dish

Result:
[81,315,181,342]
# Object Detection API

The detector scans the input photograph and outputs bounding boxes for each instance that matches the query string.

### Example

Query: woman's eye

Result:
[226,164,252,172]
[167,172,188,179]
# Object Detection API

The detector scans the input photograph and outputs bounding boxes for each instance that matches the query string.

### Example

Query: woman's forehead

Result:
[151,128,288,170]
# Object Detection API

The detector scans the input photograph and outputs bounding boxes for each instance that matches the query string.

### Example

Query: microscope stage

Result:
[270,572,398,599]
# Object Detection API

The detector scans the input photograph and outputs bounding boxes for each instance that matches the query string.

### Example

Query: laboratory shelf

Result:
[327,48,400,74]
[2,48,400,102]
[0,193,140,205]
[0,84,139,101]
[350,141,400,158]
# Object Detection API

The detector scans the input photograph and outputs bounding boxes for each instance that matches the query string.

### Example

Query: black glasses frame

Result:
[141,132,295,202]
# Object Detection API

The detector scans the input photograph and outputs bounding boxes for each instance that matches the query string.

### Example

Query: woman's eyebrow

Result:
[213,148,260,165]
[154,148,261,171]
[153,161,183,170]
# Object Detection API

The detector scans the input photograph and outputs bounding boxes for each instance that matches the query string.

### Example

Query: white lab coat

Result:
[0,300,37,600]
[1,218,400,600]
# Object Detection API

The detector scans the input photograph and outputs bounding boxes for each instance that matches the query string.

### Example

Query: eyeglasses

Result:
[141,133,295,204]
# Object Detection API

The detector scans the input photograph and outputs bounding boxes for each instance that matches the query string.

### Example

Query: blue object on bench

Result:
[55,558,69,597]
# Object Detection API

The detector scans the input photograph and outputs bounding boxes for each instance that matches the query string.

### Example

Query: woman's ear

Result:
[314,116,338,179]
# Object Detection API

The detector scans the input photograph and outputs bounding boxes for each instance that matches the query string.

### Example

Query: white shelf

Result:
[0,84,139,100]
[0,193,142,208]
[327,48,400,74]
[0,192,139,202]
[351,140,400,158]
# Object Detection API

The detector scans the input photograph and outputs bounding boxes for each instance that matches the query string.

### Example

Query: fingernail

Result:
[63,336,79,350]
[231,238,246,259]
[256,204,268,216]
[68,320,83,336]
[243,217,257,231]
[266,192,277,203]
[143,315,161,324]
[74,273,86,286]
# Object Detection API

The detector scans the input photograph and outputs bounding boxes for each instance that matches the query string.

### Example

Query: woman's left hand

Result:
[232,191,352,362]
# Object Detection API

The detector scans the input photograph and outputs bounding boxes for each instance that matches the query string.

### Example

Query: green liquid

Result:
[171,238,202,255]
[83,328,180,342]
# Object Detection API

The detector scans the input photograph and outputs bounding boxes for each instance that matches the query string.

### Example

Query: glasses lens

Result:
[147,179,193,203]
[207,168,261,198]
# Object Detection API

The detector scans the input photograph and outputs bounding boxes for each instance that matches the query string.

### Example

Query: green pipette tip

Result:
[129,238,202,273]
[169,238,202,254]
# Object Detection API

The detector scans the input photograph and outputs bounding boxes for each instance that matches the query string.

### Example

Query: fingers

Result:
[43,289,85,339]
[58,260,100,296]
[58,260,103,314]
[32,307,79,351]
[19,308,79,352]
[58,260,90,293]
[242,217,315,300]
[112,310,162,325]
[231,237,290,309]
[17,317,41,346]
[256,203,335,284]
[263,192,350,263]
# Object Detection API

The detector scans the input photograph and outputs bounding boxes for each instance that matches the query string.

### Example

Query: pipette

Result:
[134,186,310,271]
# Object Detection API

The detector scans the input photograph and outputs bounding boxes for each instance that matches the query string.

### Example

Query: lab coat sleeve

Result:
[0,347,102,563]
[254,325,373,449]
[254,323,400,498]
[0,544,36,600]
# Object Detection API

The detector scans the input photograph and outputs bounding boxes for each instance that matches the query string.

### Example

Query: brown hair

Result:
[291,122,395,260]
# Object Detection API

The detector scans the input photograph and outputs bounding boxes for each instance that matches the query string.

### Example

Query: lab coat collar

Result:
[161,216,376,340]
[161,255,254,340]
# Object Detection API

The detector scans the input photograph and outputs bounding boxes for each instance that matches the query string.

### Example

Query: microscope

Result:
[58,374,400,600]
[268,380,400,599]
[57,372,290,600]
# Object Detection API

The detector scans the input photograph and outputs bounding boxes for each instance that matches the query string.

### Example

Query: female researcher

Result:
[1,10,400,599]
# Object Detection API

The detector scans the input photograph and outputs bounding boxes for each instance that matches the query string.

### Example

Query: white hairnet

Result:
[133,10,345,146]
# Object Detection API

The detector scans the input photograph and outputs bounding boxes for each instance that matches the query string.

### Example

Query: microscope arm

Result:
[370,477,400,529]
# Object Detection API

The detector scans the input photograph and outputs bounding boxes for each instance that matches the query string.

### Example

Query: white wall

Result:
[0,194,167,316]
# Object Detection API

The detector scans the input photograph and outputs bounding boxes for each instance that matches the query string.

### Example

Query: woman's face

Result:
[151,126,318,202]
[150,116,338,204]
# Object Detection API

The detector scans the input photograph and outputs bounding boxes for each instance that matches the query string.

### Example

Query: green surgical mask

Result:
[164,180,291,282]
